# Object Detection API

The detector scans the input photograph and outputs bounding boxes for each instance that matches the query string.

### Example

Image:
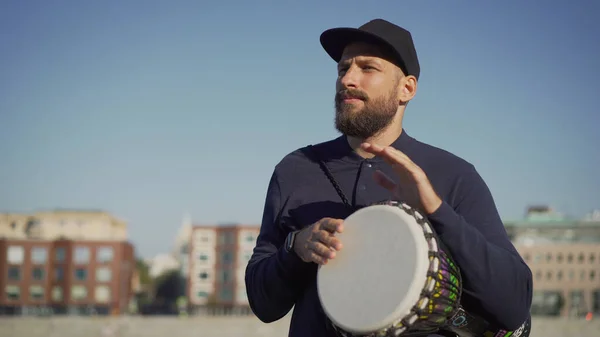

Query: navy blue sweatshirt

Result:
[245,130,533,337]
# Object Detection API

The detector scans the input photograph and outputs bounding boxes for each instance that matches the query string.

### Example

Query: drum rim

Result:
[316,203,431,334]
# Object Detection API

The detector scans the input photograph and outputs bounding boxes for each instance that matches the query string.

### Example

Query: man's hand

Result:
[293,218,344,265]
[361,142,442,215]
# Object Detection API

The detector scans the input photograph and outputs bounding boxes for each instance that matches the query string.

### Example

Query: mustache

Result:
[336,89,368,102]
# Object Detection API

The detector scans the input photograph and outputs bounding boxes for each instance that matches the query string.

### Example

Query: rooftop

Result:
[192,223,260,229]
[503,206,600,228]
[504,219,600,228]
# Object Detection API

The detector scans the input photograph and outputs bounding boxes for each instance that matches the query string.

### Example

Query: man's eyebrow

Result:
[337,60,351,69]
[341,56,383,64]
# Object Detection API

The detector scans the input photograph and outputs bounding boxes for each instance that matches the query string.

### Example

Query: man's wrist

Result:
[284,230,300,253]
[277,230,311,280]
[423,196,443,215]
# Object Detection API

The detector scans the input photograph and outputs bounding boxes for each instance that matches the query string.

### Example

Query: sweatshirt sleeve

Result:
[244,170,314,323]
[426,165,533,331]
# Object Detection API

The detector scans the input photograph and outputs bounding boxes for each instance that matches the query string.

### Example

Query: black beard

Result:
[334,89,398,139]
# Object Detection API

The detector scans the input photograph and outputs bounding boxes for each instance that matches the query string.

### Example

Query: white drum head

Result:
[317,204,430,334]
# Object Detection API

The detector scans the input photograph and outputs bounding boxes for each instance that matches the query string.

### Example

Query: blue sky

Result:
[1,1,599,258]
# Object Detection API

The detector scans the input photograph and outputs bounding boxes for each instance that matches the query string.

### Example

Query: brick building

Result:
[186,224,259,313]
[0,239,135,316]
[0,210,127,241]
[505,206,600,317]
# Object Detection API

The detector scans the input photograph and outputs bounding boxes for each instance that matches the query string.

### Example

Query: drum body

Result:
[445,307,532,337]
[317,201,462,337]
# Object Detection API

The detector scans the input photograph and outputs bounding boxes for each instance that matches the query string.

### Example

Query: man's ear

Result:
[398,75,417,104]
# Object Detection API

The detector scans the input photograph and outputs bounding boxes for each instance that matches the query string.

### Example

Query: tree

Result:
[154,270,185,302]
[135,259,152,286]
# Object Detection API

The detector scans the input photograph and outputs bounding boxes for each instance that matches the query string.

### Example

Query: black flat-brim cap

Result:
[320,19,420,80]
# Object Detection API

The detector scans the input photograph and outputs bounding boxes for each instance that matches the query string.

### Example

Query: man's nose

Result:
[339,66,360,89]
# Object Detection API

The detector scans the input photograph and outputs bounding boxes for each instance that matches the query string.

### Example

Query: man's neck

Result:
[346,122,403,159]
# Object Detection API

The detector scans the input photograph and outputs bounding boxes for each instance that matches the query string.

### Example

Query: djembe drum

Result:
[317,201,531,337]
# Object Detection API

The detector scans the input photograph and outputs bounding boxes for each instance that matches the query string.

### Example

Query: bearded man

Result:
[245,19,533,337]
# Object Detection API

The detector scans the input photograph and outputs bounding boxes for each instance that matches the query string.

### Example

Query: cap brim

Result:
[319,27,394,63]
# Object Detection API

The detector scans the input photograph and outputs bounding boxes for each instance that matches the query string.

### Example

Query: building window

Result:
[557,270,563,280]
[591,270,596,281]
[570,290,584,308]
[95,286,111,303]
[96,247,114,263]
[7,267,20,281]
[96,267,112,282]
[73,246,90,264]
[71,286,87,300]
[55,247,66,262]
[221,252,233,265]
[199,253,209,261]
[74,268,87,281]
[7,246,24,264]
[219,288,233,301]
[5,285,20,300]
[54,267,64,281]
[199,271,209,280]
[31,247,47,264]
[51,287,63,301]
[197,291,209,299]
[219,270,231,283]
[590,253,596,263]
[245,234,255,242]
[219,232,234,245]
[567,253,573,263]
[196,232,210,243]
[32,267,45,281]
[578,253,585,263]
[30,285,44,301]
[556,253,563,263]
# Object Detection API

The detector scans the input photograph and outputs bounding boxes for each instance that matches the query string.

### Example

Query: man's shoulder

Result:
[408,137,488,203]
[274,137,339,170]
[412,137,474,169]
[271,137,341,186]
[408,136,478,180]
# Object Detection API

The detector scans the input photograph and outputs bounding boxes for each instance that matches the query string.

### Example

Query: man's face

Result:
[334,42,402,139]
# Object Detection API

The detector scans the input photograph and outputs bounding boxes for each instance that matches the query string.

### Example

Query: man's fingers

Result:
[315,230,343,251]
[360,142,384,154]
[308,241,336,259]
[382,147,424,178]
[360,142,398,162]
[361,143,421,175]
[320,218,344,234]
[295,217,346,265]
[307,251,329,265]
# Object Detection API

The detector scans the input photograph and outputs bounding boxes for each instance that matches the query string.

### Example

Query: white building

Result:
[188,224,259,309]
